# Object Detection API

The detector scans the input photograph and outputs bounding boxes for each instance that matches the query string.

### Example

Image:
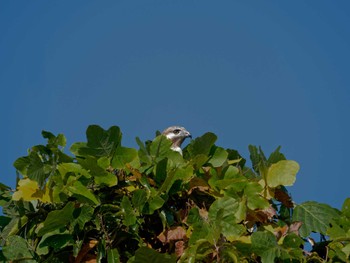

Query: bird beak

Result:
[185,131,192,139]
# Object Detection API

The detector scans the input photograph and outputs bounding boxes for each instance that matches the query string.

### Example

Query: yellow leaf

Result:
[13,178,39,201]
[12,178,52,203]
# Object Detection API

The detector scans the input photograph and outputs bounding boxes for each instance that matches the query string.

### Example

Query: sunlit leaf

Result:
[244,182,269,210]
[266,160,299,187]
[12,178,52,203]
[58,163,91,179]
[67,180,100,205]
[112,146,138,169]
[208,146,228,167]
[150,135,173,158]
[188,132,217,157]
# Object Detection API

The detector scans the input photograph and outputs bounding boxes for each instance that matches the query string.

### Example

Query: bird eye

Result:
[173,129,180,134]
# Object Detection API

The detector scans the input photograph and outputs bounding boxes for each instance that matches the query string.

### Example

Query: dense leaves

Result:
[0,125,348,262]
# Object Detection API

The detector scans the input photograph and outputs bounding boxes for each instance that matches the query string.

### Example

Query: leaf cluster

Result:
[0,125,348,262]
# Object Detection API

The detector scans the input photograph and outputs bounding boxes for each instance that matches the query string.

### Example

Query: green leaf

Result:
[341,198,350,217]
[67,180,100,205]
[121,196,137,226]
[147,195,165,214]
[208,146,228,167]
[267,146,286,164]
[266,160,299,187]
[134,247,177,263]
[13,156,30,175]
[249,145,260,173]
[189,223,212,245]
[132,189,147,212]
[186,208,203,225]
[2,235,33,261]
[72,205,94,231]
[38,202,75,236]
[0,216,28,240]
[70,142,87,156]
[112,146,138,169]
[77,156,117,187]
[208,196,242,223]
[150,135,173,158]
[42,130,66,147]
[96,172,118,186]
[292,201,340,237]
[188,132,217,156]
[39,233,73,251]
[136,137,152,164]
[154,158,168,184]
[97,156,110,169]
[0,216,11,231]
[25,151,51,186]
[107,248,120,263]
[219,217,246,241]
[282,233,304,249]
[244,182,269,210]
[251,231,280,263]
[224,166,240,179]
[71,125,121,157]
[57,163,91,179]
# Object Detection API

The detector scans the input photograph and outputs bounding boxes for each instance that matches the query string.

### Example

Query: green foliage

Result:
[0,125,348,262]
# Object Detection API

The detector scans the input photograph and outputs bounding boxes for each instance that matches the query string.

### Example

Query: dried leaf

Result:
[157,226,187,244]
[273,225,289,240]
[289,221,303,235]
[188,177,210,194]
[74,240,98,263]
[274,188,294,208]
[175,241,185,257]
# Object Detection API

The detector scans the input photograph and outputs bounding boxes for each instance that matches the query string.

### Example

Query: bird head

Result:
[162,126,192,155]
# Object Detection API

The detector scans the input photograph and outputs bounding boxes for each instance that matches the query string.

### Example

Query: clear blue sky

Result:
[1,1,349,208]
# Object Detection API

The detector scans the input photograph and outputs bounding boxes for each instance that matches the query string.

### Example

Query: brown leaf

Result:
[74,240,98,263]
[188,177,210,195]
[246,206,276,223]
[168,226,187,241]
[157,226,187,244]
[289,221,303,235]
[274,187,294,208]
[198,208,209,220]
[274,225,289,240]
[175,241,185,257]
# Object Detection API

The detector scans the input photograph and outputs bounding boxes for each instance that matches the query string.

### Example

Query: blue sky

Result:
[0,1,349,208]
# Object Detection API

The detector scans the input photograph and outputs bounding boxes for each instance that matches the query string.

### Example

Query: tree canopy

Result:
[0,125,349,262]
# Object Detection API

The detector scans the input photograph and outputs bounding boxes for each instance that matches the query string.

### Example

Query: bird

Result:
[162,126,192,155]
